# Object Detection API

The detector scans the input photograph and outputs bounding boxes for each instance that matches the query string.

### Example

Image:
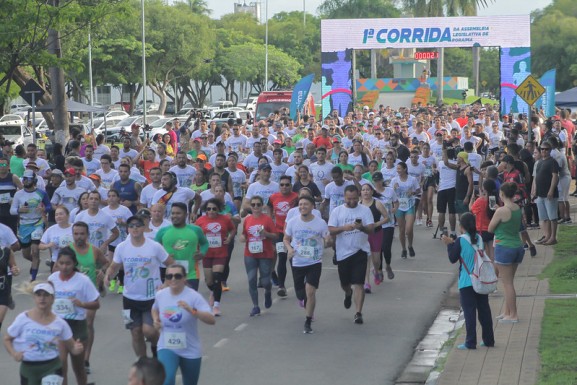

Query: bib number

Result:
[0,193,11,204]
[31,226,43,241]
[297,245,315,259]
[207,235,222,248]
[275,242,287,254]
[164,331,186,349]
[53,299,75,317]
[399,197,409,211]
[248,241,263,254]
[42,375,64,385]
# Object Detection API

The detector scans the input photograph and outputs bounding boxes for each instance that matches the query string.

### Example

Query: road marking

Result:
[213,338,229,348]
[322,267,452,275]
[234,323,248,331]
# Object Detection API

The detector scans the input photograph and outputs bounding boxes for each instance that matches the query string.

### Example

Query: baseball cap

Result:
[457,152,469,164]
[88,174,101,181]
[193,138,202,142]
[23,170,35,179]
[136,208,151,218]
[196,154,207,161]
[126,215,145,227]
[363,106,369,110]
[273,140,282,145]
[51,169,63,176]
[64,168,77,176]
[25,161,39,170]
[258,163,272,171]
[33,282,55,295]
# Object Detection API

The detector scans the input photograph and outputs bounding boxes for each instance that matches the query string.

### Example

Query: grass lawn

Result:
[538,226,577,385]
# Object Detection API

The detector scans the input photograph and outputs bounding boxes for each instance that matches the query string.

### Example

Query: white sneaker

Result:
[415,219,423,226]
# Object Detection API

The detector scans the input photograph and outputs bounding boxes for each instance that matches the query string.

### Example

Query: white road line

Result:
[213,338,229,348]
[234,323,248,332]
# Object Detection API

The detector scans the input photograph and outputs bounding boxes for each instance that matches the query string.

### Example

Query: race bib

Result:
[164,331,186,349]
[122,309,133,326]
[42,375,63,385]
[248,241,263,254]
[31,226,44,241]
[275,242,287,254]
[424,168,432,177]
[297,245,315,259]
[0,193,11,204]
[53,298,75,317]
[399,197,410,211]
[59,237,71,248]
[175,260,189,273]
[207,235,222,249]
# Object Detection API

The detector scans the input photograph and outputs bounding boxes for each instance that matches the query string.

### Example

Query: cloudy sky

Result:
[205,0,553,20]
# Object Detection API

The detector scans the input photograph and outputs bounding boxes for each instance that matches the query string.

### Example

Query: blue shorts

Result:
[18,223,44,246]
[395,205,416,218]
[494,245,525,265]
[536,197,558,221]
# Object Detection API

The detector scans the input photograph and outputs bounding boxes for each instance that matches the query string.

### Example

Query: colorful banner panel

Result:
[500,47,532,115]
[321,50,353,119]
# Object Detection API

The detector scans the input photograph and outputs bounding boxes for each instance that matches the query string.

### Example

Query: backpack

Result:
[459,234,498,295]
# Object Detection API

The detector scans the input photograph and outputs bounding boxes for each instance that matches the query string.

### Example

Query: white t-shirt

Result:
[152,286,211,359]
[324,180,353,213]
[245,181,279,206]
[375,187,397,229]
[407,162,426,184]
[82,157,101,175]
[151,187,197,218]
[60,176,95,192]
[270,162,289,183]
[328,204,374,260]
[438,160,457,191]
[95,169,118,190]
[348,153,364,167]
[120,148,139,159]
[380,165,398,186]
[285,207,322,223]
[48,271,99,321]
[488,130,504,149]
[309,161,334,196]
[419,155,437,178]
[40,224,73,261]
[225,135,248,152]
[113,238,169,301]
[140,184,160,208]
[227,168,246,198]
[102,205,133,247]
[7,312,72,362]
[24,158,50,177]
[51,185,87,212]
[199,189,233,204]
[467,152,482,182]
[0,222,18,248]
[75,210,117,248]
[169,165,197,188]
[93,144,111,160]
[285,215,329,267]
[391,176,420,211]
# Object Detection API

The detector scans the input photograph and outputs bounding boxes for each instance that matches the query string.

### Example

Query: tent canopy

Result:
[555,87,577,107]
[32,100,106,113]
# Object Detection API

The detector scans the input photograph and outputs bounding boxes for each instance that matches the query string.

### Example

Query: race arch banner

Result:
[320,15,531,117]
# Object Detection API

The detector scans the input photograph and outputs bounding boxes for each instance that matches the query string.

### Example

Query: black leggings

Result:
[275,234,288,287]
[222,236,235,283]
[380,227,395,267]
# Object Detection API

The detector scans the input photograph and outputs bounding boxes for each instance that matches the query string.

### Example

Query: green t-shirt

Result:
[362,172,374,182]
[337,163,354,173]
[155,224,209,280]
[191,182,208,194]
[187,149,199,159]
[284,146,296,155]
[10,156,24,177]
[292,134,304,143]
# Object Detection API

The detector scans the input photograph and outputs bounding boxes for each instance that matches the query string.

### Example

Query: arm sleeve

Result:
[9,194,19,216]
[192,225,209,255]
[447,240,462,264]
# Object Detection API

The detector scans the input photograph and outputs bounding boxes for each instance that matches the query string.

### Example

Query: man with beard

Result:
[139,167,162,208]
[51,168,87,212]
[169,151,197,188]
[151,172,201,221]
[10,170,52,281]
[112,164,142,215]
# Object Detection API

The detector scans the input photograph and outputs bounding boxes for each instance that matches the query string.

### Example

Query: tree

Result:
[531,0,577,91]
[318,0,400,19]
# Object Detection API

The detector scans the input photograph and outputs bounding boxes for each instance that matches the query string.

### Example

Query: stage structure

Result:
[320,15,531,117]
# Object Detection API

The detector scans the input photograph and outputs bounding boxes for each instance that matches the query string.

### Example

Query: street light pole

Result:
[141,0,147,125]
[303,0,306,27]
[265,0,269,92]
[88,26,94,129]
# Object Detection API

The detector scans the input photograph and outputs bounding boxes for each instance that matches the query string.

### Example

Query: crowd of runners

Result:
[0,102,575,385]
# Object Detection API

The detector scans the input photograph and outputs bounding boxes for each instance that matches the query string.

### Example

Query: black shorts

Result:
[108,245,116,252]
[337,250,368,286]
[0,275,12,306]
[122,297,154,330]
[423,176,436,190]
[481,231,494,243]
[437,188,456,214]
[291,263,322,289]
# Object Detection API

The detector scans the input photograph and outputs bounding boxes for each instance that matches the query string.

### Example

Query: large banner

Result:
[290,74,315,120]
[500,47,532,115]
[321,50,353,118]
[535,69,556,118]
[321,16,530,51]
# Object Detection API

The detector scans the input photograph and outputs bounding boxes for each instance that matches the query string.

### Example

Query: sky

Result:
[205,0,553,20]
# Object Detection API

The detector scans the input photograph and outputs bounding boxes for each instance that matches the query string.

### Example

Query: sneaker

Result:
[277,287,287,298]
[45,259,52,267]
[373,269,382,286]
[378,271,384,283]
[558,218,567,224]
[108,279,117,292]
[344,290,352,309]
[386,266,395,280]
[354,312,363,324]
[264,291,272,309]
[99,283,107,298]
[563,218,572,224]
[116,285,124,294]
[401,250,407,259]
[408,246,415,257]
[249,306,261,317]
[426,219,433,228]
[8,295,15,310]
[271,272,279,287]
[85,361,91,375]
[364,283,372,294]
[221,282,230,292]
[416,219,423,226]
[298,299,305,308]
[212,306,221,317]
[303,320,313,334]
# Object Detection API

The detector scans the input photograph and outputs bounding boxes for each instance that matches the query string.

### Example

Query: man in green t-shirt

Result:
[155,202,208,290]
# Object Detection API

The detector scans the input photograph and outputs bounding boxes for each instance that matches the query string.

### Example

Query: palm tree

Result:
[186,0,211,15]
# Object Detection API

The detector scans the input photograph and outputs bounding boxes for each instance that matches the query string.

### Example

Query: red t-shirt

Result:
[195,214,235,259]
[139,159,159,183]
[313,136,333,149]
[268,192,298,232]
[470,197,491,232]
[242,214,275,258]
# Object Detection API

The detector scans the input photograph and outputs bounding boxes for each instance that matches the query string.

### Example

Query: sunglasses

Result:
[251,202,263,207]
[206,207,219,211]
[128,223,144,228]
[539,147,551,151]
[280,183,291,187]
[165,273,184,280]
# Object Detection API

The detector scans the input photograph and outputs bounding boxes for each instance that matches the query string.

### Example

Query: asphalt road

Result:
[0,223,457,385]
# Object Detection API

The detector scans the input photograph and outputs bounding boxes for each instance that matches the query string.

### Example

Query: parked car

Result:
[113,115,164,131]
[209,109,253,125]
[92,117,126,135]
[9,104,28,114]
[0,114,25,125]
[238,96,258,111]
[93,110,129,120]
[206,100,234,111]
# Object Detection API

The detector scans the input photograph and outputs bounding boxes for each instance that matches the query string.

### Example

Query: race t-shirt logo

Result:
[206,222,222,234]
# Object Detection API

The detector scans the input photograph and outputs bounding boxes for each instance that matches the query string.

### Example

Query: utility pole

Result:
[48,0,69,146]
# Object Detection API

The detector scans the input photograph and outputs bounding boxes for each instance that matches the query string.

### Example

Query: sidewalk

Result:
[435,227,556,385]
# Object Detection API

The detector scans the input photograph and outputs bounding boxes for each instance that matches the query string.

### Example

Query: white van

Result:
[0,124,33,146]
